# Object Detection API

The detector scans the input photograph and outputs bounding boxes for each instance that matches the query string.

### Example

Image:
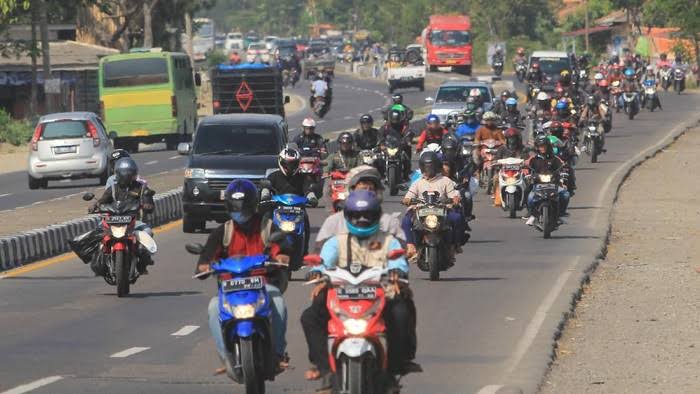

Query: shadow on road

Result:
[6,275,93,280]
[567,206,602,210]
[424,277,504,282]
[548,235,600,240]
[111,291,202,298]
[468,240,503,244]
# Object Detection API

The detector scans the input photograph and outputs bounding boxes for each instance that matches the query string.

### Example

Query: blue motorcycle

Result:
[188,247,286,394]
[268,194,309,283]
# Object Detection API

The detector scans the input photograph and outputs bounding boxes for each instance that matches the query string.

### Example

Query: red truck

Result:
[421,15,473,75]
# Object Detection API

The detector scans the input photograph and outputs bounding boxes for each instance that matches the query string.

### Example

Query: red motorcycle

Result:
[299,146,324,184]
[304,251,405,394]
[478,138,503,195]
[328,169,349,212]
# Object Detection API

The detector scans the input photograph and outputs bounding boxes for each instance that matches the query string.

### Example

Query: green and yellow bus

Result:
[98,50,199,152]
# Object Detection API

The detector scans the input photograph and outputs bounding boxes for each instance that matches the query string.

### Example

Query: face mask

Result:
[230,212,252,224]
[346,221,380,238]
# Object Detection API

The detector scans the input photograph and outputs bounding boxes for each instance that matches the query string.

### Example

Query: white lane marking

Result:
[317,120,325,124]
[168,155,181,160]
[110,346,150,358]
[0,193,11,198]
[0,376,64,394]
[145,160,158,165]
[477,385,504,394]
[343,116,353,120]
[356,113,363,117]
[503,255,581,376]
[171,325,200,337]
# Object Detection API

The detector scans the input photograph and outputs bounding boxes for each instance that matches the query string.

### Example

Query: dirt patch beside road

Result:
[0,144,29,175]
[540,127,700,393]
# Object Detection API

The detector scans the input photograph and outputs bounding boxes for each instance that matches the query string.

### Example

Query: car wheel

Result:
[28,174,42,190]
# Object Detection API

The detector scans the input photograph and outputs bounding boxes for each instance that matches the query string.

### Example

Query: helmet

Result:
[278,147,301,176]
[555,99,568,110]
[426,113,440,125]
[594,72,604,81]
[624,68,635,78]
[344,190,382,238]
[554,86,564,97]
[504,128,522,150]
[347,165,384,200]
[646,65,654,71]
[302,117,316,129]
[536,92,549,102]
[389,109,404,125]
[534,134,552,154]
[337,132,354,152]
[317,72,324,80]
[223,179,258,224]
[418,150,440,179]
[114,158,138,188]
[598,79,609,88]
[505,97,517,108]
[469,88,481,98]
[441,136,459,162]
[586,95,596,106]
[559,70,571,83]
[549,121,564,138]
[391,93,404,104]
[517,47,525,55]
[359,114,373,125]
[482,111,498,122]
[110,149,131,171]
[500,90,510,99]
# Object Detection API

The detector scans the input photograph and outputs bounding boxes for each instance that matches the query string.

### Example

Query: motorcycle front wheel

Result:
[542,205,552,239]
[427,246,440,281]
[507,193,517,218]
[340,355,378,394]
[240,337,265,394]
[388,166,399,196]
[114,251,130,297]
[589,140,598,163]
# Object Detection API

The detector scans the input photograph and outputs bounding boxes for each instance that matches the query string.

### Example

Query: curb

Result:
[507,114,700,393]
[0,188,184,272]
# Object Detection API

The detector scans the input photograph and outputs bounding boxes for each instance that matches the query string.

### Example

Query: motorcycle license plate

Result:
[418,207,444,217]
[336,286,377,300]
[221,276,264,292]
[105,215,133,224]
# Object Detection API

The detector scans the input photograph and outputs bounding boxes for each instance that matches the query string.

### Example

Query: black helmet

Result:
[418,151,440,179]
[278,147,301,176]
[534,134,552,155]
[223,179,258,224]
[359,114,373,125]
[441,135,459,163]
[114,158,138,188]
[337,131,354,153]
[389,109,403,125]
[110,149,131,171]
[391,93,403,105]
[500,90,510,99]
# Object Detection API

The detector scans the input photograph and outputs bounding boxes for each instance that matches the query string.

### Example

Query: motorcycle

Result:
[478,139,502,195]
[76,192,157,297]
[659,67,672,91]
[642,80,659,112]
[313,95,327,118]
[328,169,349,213]
[409,191,451,281]
[599,100,612,133]
[673,68,686,94]
[582,121,604,163]
[530,171,564,239]
[515,62,527,83]
[610,80,622,112]
[303,253,408,394]
[299,146,324,185]
[266,194,310,289]
[188,244,288,394]
[383,134,406,196]
[492,59,504,77]
[495,158,527,218]
[622,90,639,120]
[359,148,380,168]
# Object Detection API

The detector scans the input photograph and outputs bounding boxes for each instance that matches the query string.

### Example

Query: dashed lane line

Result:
[171,325,200,337]
[0,193,11,198]
[168,155,181,160]
[0,376,64,394]
[145,160,158,165]
[110,347,150,358]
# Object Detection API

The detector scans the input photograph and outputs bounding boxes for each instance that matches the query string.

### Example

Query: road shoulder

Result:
[540,127,700,393]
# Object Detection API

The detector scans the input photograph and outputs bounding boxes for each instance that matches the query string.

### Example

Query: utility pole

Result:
[185,11,193,64]
[29,0,38,118]
[39,0,51,113]
[584,0,590,52]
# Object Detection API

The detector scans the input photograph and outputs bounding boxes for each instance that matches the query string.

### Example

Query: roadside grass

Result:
[0,109,33,147]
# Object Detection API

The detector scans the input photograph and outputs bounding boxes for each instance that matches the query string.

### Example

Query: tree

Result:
[610,0,645,49]
[142,0,158,48]
[644,0,700,65]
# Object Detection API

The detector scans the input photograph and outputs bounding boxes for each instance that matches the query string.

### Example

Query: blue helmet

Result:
[505,97,517,106]
[426,114,440,124]
[555,100,568,110]
[224,179,258,224]
[624,68,635,78]
[344,190,382,238]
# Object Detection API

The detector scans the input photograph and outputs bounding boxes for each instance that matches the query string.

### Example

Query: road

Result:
[0,73,425,212]
[1,89,698,393]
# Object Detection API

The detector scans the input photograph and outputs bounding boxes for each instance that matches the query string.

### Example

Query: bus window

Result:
[103,58,169,88]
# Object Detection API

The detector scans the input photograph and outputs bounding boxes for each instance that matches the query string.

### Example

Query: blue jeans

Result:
[208,284,287,360]
[401,209,466,246]
[527,189,570,216]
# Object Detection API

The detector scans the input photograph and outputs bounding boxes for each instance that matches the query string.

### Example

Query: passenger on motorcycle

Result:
[533,91,552,118]
[401,151,466,259]
[495,128,529,160]
[195,179,290,374]
[595,79,611,103]
[95,158,155,274]
[301,190,418,390]
[473,111,506,166]
[325,132,361,173]
[104,149,146,189]
[353,114,380,150]
[524,136,571,226]
[293,118,327,154]
[416,114,447,153]
[455,108,481,139]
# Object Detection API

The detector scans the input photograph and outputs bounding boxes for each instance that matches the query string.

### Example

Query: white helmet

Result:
[469,88,481,97]
[536,92,549,101]
[594,72,604,81]
[482,111,499,121]
[646,65,653,71]
[302,117,316,128]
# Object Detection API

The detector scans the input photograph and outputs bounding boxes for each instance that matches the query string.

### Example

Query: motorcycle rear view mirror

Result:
[387,249,405,260]
[185,243,204,255]
[303,254,323,266]
[82,192,95,201]
[397,184,409,192]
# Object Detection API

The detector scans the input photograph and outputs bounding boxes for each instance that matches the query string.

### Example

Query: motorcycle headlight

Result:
[386,147,399,156]
[363,156,374,164]
[279,220,296,233]
[505,176,518,186]
[184,168,205,178]
[337,192,347,200]
[424,214,439,229]
[588,126,597,132]
[232,304,256,319]
[538,174,553,183]
[343,318,368,335]
[111,225,127,239]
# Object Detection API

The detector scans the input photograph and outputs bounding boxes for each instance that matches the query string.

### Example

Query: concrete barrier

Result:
[0,189,185,273]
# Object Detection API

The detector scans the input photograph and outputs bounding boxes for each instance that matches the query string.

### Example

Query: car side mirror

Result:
[284,95,291,104]
[177,142,191,155]
[185,243,204,255]
[194,73,202,87]
[425,97,434,104]
[82,192,95,201]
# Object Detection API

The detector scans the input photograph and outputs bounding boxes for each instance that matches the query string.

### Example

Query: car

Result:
[178,114,289,233]
[246,42,270,63]
[528,50,572,91]
[27,112,112,189]
[263,35,280,50]
[225,32,244,51]
[425,80,495,123]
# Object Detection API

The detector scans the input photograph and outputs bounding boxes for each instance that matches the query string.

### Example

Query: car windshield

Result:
[308,46,329,56]
[103,58,169,88]
[436,86,489,103]
[193,124,279,155]
[278,47,296,57]
[429,30,470,46]
[532,57,570,76]
[40,120,88,140]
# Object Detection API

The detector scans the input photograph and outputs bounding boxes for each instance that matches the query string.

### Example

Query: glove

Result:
[260,188,271,201]
[306,193,318,208]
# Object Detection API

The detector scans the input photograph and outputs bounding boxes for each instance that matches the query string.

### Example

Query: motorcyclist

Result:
[492,45,504,64]
[455,108,481,139]
[595,79,612,103]
[618,67,641,109]
[492,90,511,117]
[401,151,466,259]
[526,62,545,98]
[465,95,484,121]
[324,132,360,173]
[380,107,413,179]
[533,91,552,119]
[551,99,574,123]
[495,128,529,160]
[353,114,380,150]
[267,147,319,203]
[301,190,418,390]
[383,93,414,121]
[524,136,571,226]
[310,72,328,108]
[641,66,663,110]
[468,88,483,109]
[195,179,290,374]
[513,47,527,71]
[95,157,155,274]
[293,117,327,155]
[502,97,524,127]
[473,111,506,167]
[657,53,671,69]
[416,114,447,153]
[548,121,578,193]
[104,149,144,189]
[609,50,620,66]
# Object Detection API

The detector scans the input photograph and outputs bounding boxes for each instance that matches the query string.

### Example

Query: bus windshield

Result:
[429,30,470,47]
[103,58,169,88]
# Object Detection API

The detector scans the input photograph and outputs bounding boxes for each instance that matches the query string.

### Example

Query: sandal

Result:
[305,367,321,381]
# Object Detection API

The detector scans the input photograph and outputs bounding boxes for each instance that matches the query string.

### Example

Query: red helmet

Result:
[532,62,540,69]
[598,79,609,87]
[504,127,521,138]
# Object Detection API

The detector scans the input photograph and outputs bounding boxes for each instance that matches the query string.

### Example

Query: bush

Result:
[0,109,33,146]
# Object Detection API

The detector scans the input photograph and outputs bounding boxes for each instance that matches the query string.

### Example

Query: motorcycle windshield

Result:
[213,255,267,275]
[272,193,308,206]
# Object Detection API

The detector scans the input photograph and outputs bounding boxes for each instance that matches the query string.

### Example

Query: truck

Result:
[421,15,473,75]
[386,48,425,93]
[210,63,289,117]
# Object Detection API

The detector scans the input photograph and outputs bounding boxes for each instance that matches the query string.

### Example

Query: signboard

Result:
[235,80,253,112]
[44,78,61,94]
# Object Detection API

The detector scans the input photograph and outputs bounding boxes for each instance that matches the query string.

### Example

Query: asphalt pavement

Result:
[0,74,425,212]
[1,89,698,394]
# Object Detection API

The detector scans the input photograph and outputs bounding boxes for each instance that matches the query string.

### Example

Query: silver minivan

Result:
[27,112,112,189]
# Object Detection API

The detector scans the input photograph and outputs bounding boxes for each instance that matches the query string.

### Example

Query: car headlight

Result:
[386,147,399,156]
[111,225,127,238]
[185,168,205,178]
[343,318,368,335]
[279,220,296,233]
[424,214,439,229]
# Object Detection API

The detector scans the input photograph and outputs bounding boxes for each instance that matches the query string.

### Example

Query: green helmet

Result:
[390,104,406,112]
[547,135,562,155]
